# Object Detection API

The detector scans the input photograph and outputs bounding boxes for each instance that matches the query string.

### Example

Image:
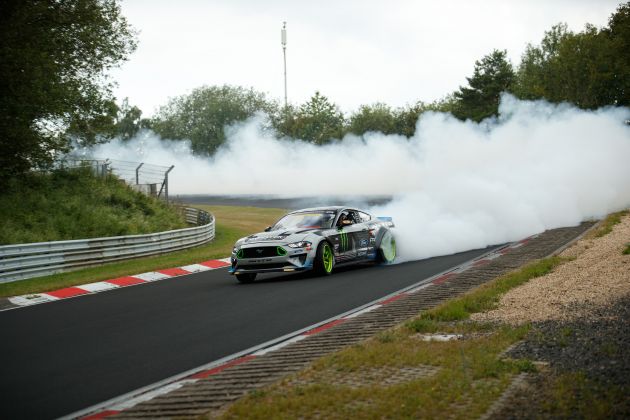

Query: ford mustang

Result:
[229,206,396,283]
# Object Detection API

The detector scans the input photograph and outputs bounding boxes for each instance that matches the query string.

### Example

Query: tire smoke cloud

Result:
[87,94,630,261]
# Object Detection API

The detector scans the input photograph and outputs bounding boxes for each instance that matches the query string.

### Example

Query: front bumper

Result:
[228,244,315,275]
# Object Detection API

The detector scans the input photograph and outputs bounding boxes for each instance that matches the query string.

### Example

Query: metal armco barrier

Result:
[0,208,215,284]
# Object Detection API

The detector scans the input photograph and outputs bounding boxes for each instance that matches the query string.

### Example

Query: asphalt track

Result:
[0,246,495,419]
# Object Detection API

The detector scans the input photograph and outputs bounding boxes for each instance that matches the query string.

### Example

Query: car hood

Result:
[240,228,318,245]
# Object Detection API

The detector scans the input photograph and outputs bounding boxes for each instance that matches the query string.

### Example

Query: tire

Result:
[313,241,335,275]
[377,230,396,264]
[235,273,256,283]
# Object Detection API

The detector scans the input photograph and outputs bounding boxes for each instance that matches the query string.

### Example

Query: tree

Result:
[393,97,457,137]
[604,2,630,106]
[284,92,345,144]
[115,98,144,141]
[452,50,515,122]
[0,0,137,178]
[348,103,397,136]
[515,3,630,109]
[150,85,277,155]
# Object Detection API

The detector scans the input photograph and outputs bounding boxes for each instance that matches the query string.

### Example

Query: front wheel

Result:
[377,230,396,264]
[314,241,335,275]
[235,273,257,283]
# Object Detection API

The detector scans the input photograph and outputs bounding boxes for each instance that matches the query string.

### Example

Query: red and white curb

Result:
[6,258,232,310]
[70,236,538,420]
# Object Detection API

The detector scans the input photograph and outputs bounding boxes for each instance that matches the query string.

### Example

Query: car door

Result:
[352,210,372,258]
[331,210,357,262]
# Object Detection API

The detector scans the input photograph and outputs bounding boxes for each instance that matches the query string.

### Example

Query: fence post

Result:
[101,159,110,178]
[164,165,174,203]
[135,163,144,185]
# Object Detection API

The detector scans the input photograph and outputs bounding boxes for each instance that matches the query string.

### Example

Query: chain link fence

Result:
[57,157,175,202]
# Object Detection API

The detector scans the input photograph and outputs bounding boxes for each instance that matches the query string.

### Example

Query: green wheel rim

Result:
[322,243,333,273]
[381,233,396,263]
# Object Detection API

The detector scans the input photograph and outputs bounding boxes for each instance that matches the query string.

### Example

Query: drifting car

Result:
[229,206,396,283]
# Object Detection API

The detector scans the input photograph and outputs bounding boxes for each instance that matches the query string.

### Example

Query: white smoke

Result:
[88,94,630,261]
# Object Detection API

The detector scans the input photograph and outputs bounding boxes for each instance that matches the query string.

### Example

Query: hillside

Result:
[0,168,186,245]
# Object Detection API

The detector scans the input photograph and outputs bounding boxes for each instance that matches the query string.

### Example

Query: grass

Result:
[623,244,630,255]
[0,168,187,245]
[407,256,567,329]
[0,205,286,297]
[542,372,628,418]
[589,210,628,238]
[218,257,570,419]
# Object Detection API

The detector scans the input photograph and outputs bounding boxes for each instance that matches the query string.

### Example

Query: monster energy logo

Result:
[339,231,349,251]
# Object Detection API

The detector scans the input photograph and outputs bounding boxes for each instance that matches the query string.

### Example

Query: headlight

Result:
[287,241,312,248]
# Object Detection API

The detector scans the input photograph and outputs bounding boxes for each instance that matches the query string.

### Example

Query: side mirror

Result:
[264,226,272,232]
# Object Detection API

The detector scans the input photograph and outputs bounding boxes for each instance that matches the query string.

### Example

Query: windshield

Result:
[272,211,336,230]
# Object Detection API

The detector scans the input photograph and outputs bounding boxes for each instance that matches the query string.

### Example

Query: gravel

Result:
[479,213,630,419]
[489,296,630,419]
[472,214,630,325]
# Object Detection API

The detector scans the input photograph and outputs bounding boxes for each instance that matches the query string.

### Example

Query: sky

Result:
[111,0,622,116]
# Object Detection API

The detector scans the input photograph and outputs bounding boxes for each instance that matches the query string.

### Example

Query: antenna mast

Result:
[281,21,288,108]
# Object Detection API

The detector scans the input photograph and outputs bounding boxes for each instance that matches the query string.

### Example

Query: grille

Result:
[240,246,284,258]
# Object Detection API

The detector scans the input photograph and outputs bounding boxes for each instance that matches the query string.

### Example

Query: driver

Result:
[338,212,353,227]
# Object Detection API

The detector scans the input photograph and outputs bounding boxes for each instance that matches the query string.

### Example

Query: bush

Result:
[0,168,186,244]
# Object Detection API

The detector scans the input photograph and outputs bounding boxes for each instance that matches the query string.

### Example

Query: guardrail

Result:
[0,207,215,284]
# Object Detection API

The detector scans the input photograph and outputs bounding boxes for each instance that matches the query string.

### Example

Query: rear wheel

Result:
[314,241,334,275]
[377,230,396,264]
[235,273,256,283]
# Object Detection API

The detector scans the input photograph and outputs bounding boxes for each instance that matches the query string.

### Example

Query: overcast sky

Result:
[111,0,621,116]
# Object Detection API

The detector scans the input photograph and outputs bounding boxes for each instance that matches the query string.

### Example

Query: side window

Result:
[348,211,361,224]
[336,211,350,227]
[358,211,371,223]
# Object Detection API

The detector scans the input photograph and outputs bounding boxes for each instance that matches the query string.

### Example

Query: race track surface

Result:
[0,247,494,419]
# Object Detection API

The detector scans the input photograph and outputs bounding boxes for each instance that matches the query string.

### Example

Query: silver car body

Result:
[229,206,395,276]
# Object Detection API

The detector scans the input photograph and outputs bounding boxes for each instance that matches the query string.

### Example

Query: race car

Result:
[229,206,396,283]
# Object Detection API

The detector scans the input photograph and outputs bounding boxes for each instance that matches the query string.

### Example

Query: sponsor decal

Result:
[339,231,349,251]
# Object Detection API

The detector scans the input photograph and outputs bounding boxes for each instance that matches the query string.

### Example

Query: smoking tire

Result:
[235,273,257,283]
[378,230,396,264]
[314,241,335,276]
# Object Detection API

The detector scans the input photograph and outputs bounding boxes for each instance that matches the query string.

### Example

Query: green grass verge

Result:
[0,205,286,297]
[623,244,630,255]
[219,257,569,419]
[590,210,628,238]
[0,167,186,244]
[407,256,568,328]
